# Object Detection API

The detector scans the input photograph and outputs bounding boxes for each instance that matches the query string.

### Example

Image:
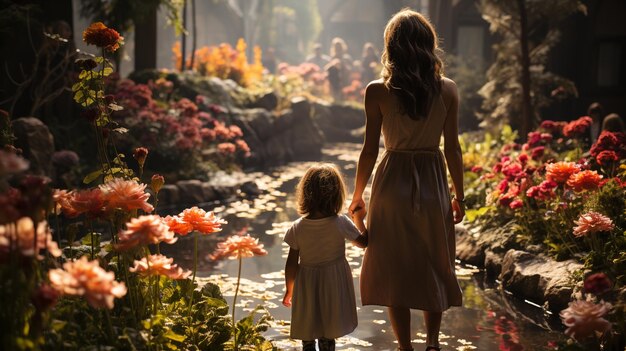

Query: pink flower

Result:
[210,234,268,260]
[0,217,61,260]
[546,162,580,184]
[509,199,524,209]
[584,273,612,296]
[0,150,29,176]
[49,256,127,309]
[100,178,154,213]
[217,142,236,154]
[116,215,177,251]
[560,300,612,340]
[129,254,191,279]
[566,170,603,192]
[57,188,107,219]
[573,211,614,237]
[165,206,226,235]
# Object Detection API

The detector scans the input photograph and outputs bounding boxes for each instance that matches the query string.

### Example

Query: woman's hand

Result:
[451,198,465,224]
[282,291,292,307]
[349,197,366,216]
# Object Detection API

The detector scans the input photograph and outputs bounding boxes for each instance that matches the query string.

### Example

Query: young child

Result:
[282,163,368,351]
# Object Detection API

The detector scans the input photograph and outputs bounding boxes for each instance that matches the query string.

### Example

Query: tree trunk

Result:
[517,0,532,137]
[134,5,158,72]
[180,0,188,71]
[189,0,197,70]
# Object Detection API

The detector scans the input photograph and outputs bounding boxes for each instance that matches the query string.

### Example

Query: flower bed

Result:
[0,23,275,350]
[463,118,626,350]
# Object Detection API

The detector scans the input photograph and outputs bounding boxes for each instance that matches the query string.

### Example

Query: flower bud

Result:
[133,147,148,167]
[151,174,165,194]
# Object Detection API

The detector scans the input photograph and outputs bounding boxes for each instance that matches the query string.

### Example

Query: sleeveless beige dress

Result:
[360,93,463,312]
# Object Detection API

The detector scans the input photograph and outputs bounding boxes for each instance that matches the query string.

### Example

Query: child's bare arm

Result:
[352,230,368,248]
[282,248,299,307]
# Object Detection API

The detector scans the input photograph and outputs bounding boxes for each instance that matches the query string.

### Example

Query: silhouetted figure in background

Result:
[360,42,379,85]
[602,113,625,133]
[305,43,330,69]
[325,37,353,102]
[262,47,278,74]
[588,102,604,142]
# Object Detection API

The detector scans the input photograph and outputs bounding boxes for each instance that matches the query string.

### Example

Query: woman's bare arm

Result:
[442,78,465,223]
[350,81,383,212]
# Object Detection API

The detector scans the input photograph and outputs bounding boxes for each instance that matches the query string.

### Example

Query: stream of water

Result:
[165,143,565,351]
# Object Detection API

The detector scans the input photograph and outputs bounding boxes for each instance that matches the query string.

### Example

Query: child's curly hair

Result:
[296,163,346,216]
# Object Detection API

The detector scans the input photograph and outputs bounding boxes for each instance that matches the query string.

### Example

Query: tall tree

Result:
[477,0,585,135]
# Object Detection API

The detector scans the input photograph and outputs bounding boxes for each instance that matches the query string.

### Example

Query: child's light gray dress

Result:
[284,215,360,340]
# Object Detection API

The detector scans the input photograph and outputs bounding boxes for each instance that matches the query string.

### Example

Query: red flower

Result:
[471,165,483,173]
[133,147,149,167]
[563,116,592,138]
[531,146,545,160]
[584,273,612,296]
[83,22,123,52]
[596,150,618,166]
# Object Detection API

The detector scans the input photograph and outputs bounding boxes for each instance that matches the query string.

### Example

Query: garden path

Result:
[168,143,564,351]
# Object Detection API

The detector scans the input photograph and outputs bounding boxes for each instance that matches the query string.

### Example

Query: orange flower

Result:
[573,211,614,237]
[0,217,61,259]
[129,254,191,279]
[83,22,123,52]
[116,215,177,251]
[165,206,225,235]
[48,256,127,309]
[210,234,268,260]
[100,178,154,213]
[546,161,580,184]
[57,188,107,218]
[566,170,603,192]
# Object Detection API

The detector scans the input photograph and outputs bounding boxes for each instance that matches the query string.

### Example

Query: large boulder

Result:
[456,221,518,267]
[499,249,583,312]
[12,117,55,176]
[176,180,206,205]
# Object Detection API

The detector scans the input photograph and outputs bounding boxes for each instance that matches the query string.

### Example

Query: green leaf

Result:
[102,67,114,77]
[164,330,186,342]
[465,206,491,222]
[71,82,82,92]
[83,169,103,184]
[81,232,101,247]
[50,319,67,332]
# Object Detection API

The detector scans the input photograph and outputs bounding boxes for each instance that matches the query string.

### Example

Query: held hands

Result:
[282,291,292,307]
[349,197,366,218]
[451,198,465,224]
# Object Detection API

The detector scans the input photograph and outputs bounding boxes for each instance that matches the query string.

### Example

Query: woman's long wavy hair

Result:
[382,9,443,120]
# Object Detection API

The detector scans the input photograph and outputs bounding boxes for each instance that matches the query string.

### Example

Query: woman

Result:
[349,9,464,351]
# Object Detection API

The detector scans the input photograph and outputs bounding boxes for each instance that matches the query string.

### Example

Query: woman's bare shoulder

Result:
[365,79,388,98]
[440,77,459,104]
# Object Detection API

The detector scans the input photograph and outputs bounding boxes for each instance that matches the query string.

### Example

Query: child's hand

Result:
[282,291,292,307]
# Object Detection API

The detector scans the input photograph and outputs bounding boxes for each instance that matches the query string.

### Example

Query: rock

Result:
[176,180,206,205]
[456,221,519,267]
[247,92,278,111]
[499,249,583,312]
[484,249,503,278]
[212,185,236,201]
[288,97,325,159]
[312,101,364,142]
[157,185,180,207]
[240,181,262,197]
[201,182,218,202]
[12,117,55,175]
